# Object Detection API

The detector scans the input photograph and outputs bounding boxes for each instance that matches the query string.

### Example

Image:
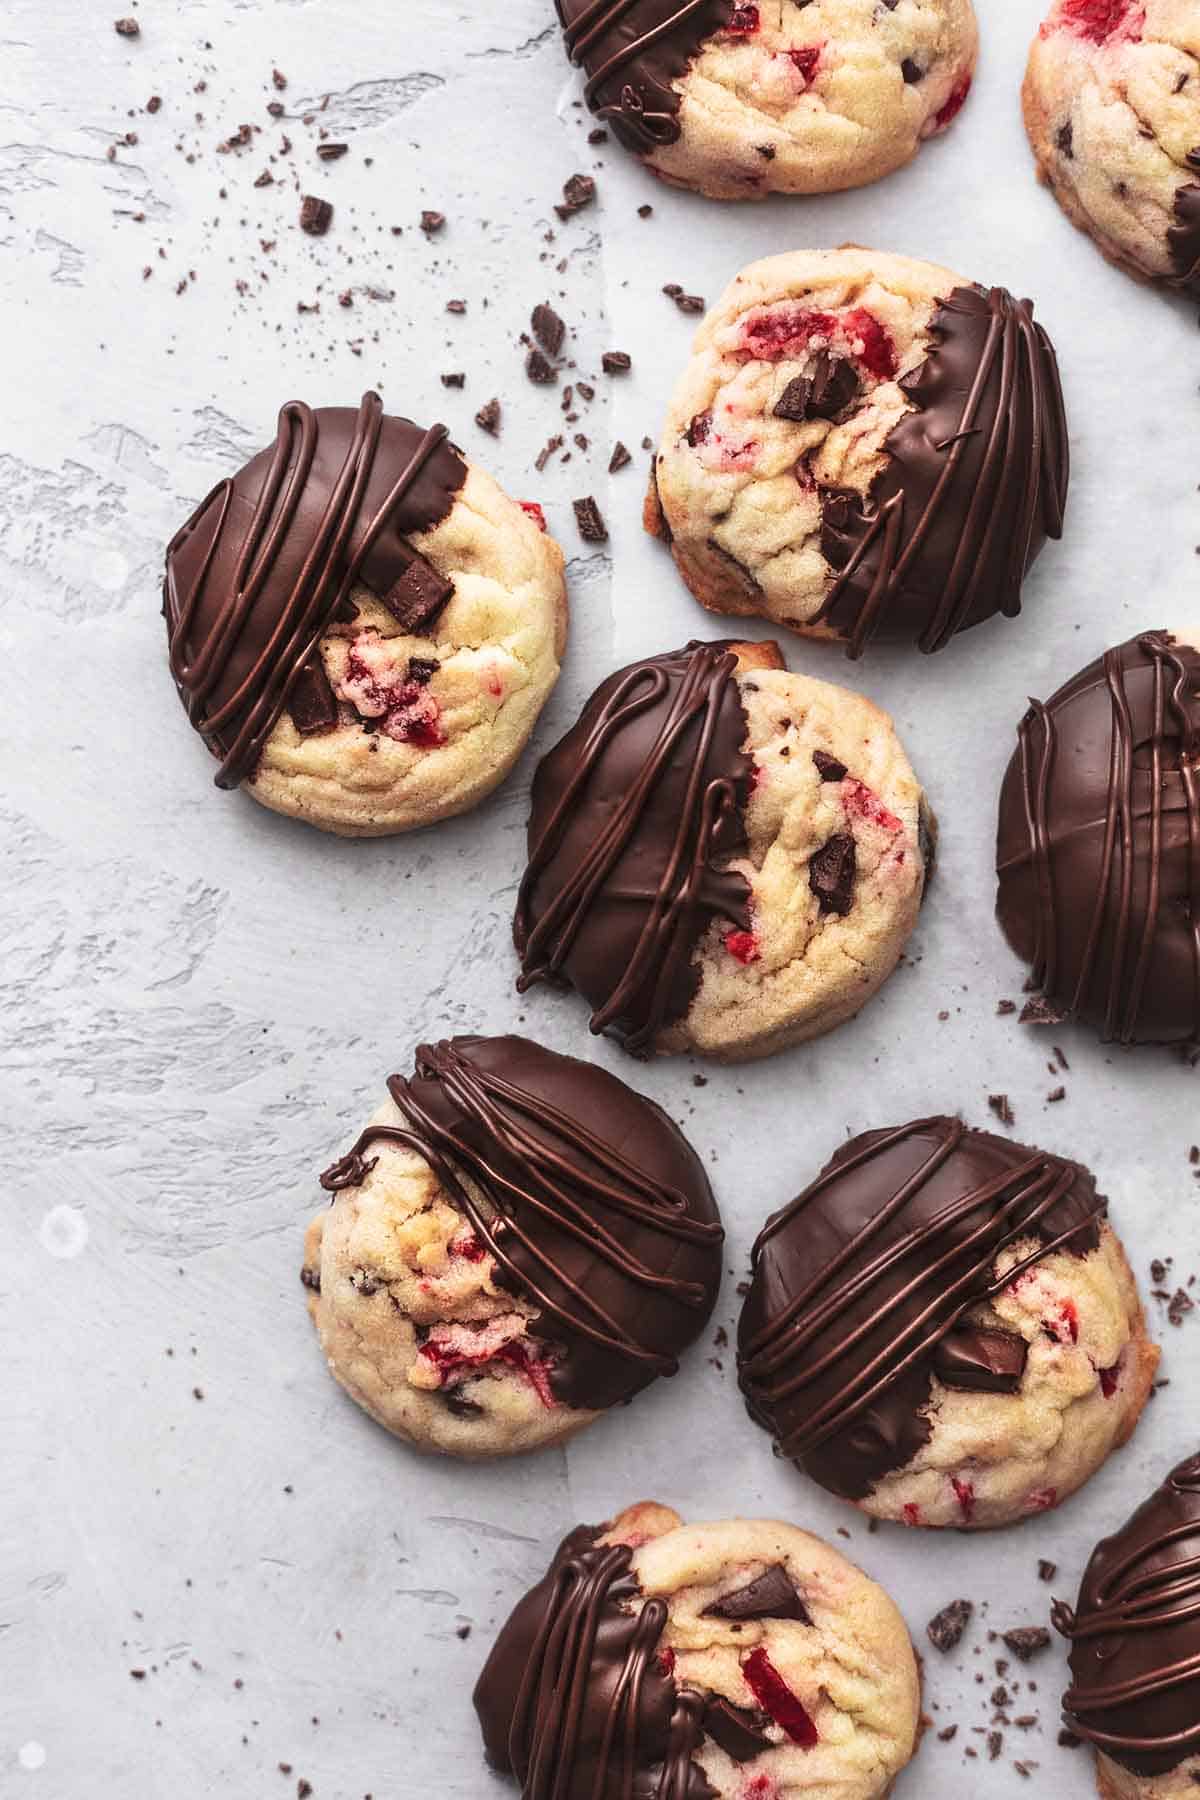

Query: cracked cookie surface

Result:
[557,0,978,200]
[648,247,1067,657]
[165,393,566,837]
[739,1118,1158,1529]
[1023,0,1200,293]
[475,1500,921,1799]
[515,637,933,1062]
[302,1035,723,1458]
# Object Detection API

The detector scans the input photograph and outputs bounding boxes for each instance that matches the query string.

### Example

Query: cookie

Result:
[474,1500,921,1799]
[1055,1451,1200,1798]
[164,391,566,836]
[996,630,1200,1047]
[1023,1,1200,296]
[738,1117,1158,1529]
[301,1036,723,1458]
[647,247,1068,658]
[514,636,934,1061]
[555,0,978,200]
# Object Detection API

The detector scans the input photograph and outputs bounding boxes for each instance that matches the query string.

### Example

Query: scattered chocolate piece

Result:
[601,350,632,374]
[1037,1560,1057,1583]
[703,1565,809,1624]
[638,203,653,217]
[1168,1287,1194,1326]
[1047,1086,1066,1103]
[272,68,287,90]
[446,299,467,314]
[316,142,348,162]
[146,94,161,113]
[809,833,857,916]
[1002,1628,1052,1662]
[114,16,140,36]
[420,210,446,235]
[475,398,501,436]
[587,127,608,144]
[299,195,332,236]
[440,372,465,389]
[673,292,705,314]
[997,999,1017,1015]
[1019,996,1070,1025]
[987,1730,1003,1760]
[927,1599,973,1653]
[988,1094,1015,1126]
[573,496,608,543]
[1058,1729,1081,1748]
[532,303,566,357]
[555,173,596,219]
[608,441,632,474]
[938,1725,958,1742]
[526,347,558,386]
[812,749,847,782]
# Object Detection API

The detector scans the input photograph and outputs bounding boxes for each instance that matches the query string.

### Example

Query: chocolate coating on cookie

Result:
[556,0,734,154]
[738,1118,1103,1501]
[474,1525,713,1799]
[164,392,466,786]
[996,631,1200,1045]
[1055,1451,1200,1777]
[319,1036,723,1412]
[819,286,1068,657]
[1168,151,1200,294]
[514,641,754,1055]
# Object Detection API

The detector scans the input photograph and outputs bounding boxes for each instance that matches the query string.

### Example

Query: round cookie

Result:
[164,391,566,836]
[1023,1,1200,296]
[647,247,1068,658]
[301,1035,723,1458]
[738,1117,1158,1529]
[514,636,934,1061]
[1055,1451,1200,1798]
[474,1499,921,1800]
[555,0,978,201]
[996,630,1200,1047]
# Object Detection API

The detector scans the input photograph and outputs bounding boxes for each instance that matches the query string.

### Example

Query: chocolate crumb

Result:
[602,350,632,374]
[555,173,596,219]
[298,195,332,236]
[532,303,566,357]
[1058,1729,1081,1748]
[938,1725,958,1742]
[316,142,348,162]
[526,347,558,386]
[997,999,1017,1015]
[987,1731,1003,1760]
[988,1094,1015,1126]
[420,210,446,235]
[927,1599,973,1653]
[573,496,608,543]
[608,441,632,473]
[475,398,501,436]
[672,292,705,314]
[114,16,140,36]
[1037,1560,1057,1583]
[1019,996,1070,1025]
[1046,1086,1066,1103]
[440,372,465,389]
[1002,1628,1051,1662]
[638,203,653,217]
[1168,1288,1194,1327]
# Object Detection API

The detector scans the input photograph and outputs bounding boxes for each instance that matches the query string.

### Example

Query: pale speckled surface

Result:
[2,2,1198,1796]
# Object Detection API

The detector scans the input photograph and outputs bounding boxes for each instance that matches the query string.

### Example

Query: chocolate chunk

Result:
[602,350,632,374]
[901,57,923,83]
[287,659,338,735]
[703,1564,810,1624]
[555,173,596,219]
[812,749,847,782]
[608,441,631,474]
[773,352,861,423]
[674,293,705,314]
[526,347,558,386]
[573,496,608,543]
[1056,120,1073,157]
[927,1599,973,1653]
[1002,1627,1052,1661]
[933,1327,1027,1394]
[475,397,501,436]
[299,195,332,236]
[531,303,566,357]
[1038,1560,1057,1583]
[809,832,857,916]
[440,372,465,388]
[316,142,348,162]
[407,657,440,686]
[702,1697,773,1763]
[114,16,140,35]
[420,210,446,234]
[381,556,454,632]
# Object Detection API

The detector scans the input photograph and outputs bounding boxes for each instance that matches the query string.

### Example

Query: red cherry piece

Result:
[933,74,972,129]
[520,500,547,532]
[841,776,902,832]
[1051,0,1143,43]
[788,46,821,84]
[724,930,760,965]
[951,1477,976,1522]
[741,1648,819,1748]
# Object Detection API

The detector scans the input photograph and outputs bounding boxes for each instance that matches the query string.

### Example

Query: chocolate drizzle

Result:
[164,392,465,786]
[474,1527,714,1800]
[319,1036,723,1412]
[514,642,754,1056]
[737,1118,1104,1501]
[818,286,1068,658]
[1167,150,1200,296]
[1055,1452,1200,1777]
[556,0,734,154]
[996,631,1200,1045]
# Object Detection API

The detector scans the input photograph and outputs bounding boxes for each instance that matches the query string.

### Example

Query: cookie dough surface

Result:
[1023,0,1200,293]
[475,1501,921,1799]
[558,0,979,199]
[649,247,1067,656]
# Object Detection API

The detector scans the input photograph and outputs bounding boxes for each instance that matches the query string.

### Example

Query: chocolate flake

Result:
[114,15,140,35]
[532,303,566,357]
[555,173,596,219]
[299,195,332,236]
[526,347,558,386]
[927,1599,973,1653]
[475,398,501,436]
[608,441,632,474]
[1002,1628,1052,1662]
[988,1094,1015,1126]
[602,350,632,374]
[420,210,446,235]
[316,141,348,162]
[573,496,608,543]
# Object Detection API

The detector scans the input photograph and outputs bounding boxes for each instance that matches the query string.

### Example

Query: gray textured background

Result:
[3,1,1198,1795]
